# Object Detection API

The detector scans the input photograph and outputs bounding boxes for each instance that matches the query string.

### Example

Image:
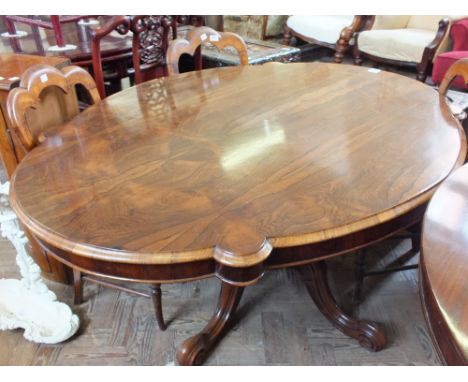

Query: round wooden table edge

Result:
[9,134,466,268]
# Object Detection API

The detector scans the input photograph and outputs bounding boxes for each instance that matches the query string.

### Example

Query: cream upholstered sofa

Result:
[283,15,366,63]
[353,15,456,81]
[222,16,287,40]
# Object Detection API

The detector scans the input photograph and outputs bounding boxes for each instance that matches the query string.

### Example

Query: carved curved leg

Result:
[151,284,166,331]
[297,261,386,352]
[177,282,244,366]
[73,269,83,305]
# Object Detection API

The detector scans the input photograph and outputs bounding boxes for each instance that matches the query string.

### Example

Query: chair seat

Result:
[358,28,436,63]
[433,51,468,89]
[287,15,355,45]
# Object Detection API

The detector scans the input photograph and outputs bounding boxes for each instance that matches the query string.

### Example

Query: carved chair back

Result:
[166,26,249,76]
[91,15,177,98]
[6,64,101,157]
[439,58,468,121]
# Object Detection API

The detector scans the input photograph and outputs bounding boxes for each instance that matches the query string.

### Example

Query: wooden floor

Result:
[0,234,440,365]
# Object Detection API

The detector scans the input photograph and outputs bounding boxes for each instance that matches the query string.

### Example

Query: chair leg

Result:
[407,222,422,253]
[335,33,351,64]
[334,45,346,64]
[151,284,167,331]
[416,61,429,82]
[353,44,363,66]
[411,235,421,253]
[352,248,367,307]
[73,269,83,305]
[416,70,428,82]
[283,26,292,46]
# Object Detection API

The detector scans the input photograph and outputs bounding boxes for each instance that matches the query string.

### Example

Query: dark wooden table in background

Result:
[0,17,132,68]
[9,63,466,365]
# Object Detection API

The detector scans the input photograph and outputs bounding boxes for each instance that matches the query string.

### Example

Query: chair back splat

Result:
[6,64,100,157]
[91,15,178,98]
[166,26,248,76]
[438,58,468,122]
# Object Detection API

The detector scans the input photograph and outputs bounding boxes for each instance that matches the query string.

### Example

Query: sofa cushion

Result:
[358,28,436,63]
[432,51,468,88]
[372,16,411,29]
[287,15,355,45]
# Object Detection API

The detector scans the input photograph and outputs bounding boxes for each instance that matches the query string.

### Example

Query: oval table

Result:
[421,163,468,365]
[9,63,466,365]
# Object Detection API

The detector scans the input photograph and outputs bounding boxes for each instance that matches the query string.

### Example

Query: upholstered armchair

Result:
[353,16,453,82]
[432,18,468,89]
[283,15,367,63]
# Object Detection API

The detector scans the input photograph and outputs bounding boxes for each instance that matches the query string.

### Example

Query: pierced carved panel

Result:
[131,15,174,66]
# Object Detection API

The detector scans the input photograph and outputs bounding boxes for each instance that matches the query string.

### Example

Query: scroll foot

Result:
[297,261,386,352]
[176,282,244,365]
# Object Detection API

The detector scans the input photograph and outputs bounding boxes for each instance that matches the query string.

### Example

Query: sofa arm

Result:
[425,18,451,55]
[415,18,451,81]
[335,16,368,63]
[339,16,365,42]
[359,15,375,31]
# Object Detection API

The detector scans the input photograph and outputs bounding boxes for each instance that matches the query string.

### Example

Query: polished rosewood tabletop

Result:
[9,62,466,365]
[421,163,468,365]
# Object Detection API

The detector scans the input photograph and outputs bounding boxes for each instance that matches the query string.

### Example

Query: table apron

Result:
[31,203,426,286]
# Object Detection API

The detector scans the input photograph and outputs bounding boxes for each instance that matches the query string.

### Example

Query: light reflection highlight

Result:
[221,120,285,170]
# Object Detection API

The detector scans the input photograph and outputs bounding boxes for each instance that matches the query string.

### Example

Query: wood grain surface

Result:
[9,63,466,270]
[421,163,468,365]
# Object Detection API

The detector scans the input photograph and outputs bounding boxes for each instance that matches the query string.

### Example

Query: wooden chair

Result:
[438,58,468,143]
[6,64,167,331]
[6,64,100,158]
[91,15,177,98]
[166,26,249,76]
[439,58,468,120]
